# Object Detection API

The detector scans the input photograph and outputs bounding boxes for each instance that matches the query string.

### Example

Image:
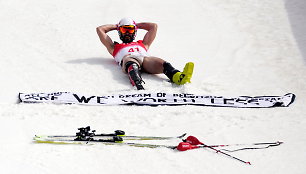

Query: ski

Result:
[33,135,213,151]
[35,126,186,141]
[33,135,178,149]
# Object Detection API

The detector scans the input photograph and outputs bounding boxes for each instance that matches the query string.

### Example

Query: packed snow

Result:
[1,0,306,173]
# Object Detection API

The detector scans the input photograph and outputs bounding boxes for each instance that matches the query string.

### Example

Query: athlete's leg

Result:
[142,57,193,85]
[120,56,144,90]
[142,56,165,74]
[121,57,141,73]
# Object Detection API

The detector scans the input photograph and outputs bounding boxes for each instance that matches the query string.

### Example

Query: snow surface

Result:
[1,0,306,173]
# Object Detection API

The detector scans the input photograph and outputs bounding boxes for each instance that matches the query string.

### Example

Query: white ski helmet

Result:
[118,17,137,28]
[117,17,137,43]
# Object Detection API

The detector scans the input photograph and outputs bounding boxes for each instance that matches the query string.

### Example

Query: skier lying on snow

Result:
[96,17,194,90]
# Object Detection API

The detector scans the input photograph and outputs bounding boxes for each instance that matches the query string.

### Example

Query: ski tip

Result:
[178,133,187,139]
[34,135,41,139]
[246,162,251,165]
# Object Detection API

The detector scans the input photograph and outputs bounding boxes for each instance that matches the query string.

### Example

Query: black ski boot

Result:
[126,62,145,90]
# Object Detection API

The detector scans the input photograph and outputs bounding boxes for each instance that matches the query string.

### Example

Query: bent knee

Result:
[142,57,165,74]
[122,58,141,73]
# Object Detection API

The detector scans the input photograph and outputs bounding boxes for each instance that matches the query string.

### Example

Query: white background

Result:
[0,0,306,173]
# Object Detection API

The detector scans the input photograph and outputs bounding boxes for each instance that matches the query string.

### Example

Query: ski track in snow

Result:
[1,0,306,173]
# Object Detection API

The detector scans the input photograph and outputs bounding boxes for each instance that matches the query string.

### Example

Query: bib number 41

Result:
[128,47,140,52]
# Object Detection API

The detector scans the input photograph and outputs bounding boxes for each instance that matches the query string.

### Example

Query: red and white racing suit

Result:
[112,40,149,66]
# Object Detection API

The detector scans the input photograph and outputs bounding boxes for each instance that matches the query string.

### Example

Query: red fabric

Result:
[112,40,147,58]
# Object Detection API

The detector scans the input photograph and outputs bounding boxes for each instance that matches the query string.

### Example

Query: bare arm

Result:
[96,24,117,55]
[137,22,158,49]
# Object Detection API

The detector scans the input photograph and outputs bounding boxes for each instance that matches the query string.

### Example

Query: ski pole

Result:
[218,141,283,152]
[209,141,283,148]
[204,143,251,165]
[185,136,283,152]
[184,136,251,165]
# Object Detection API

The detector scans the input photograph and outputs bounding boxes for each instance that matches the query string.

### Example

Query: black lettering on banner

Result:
[172,98,196,103]
[73,94,95,103]
[158,98,167,102]
[268,97,279,102]
[119,93,151,98]
[39,96,48,100]
[134,93,151,98]
[157,93,166,97]
[186,94,195,98]
[50,96,58,100]
[211,98,215,104]
[25,94,39,100]
[247,98,259,105]
[142,98,156,102]
[235,98,248,105]
[223,98,235,105]
[144,93,151,97]
[180,94,186,98]
[173,93,186,98]
[211,97,226,104]
[121,99,130,103]
[97,96,108,104]
[173,93,195,98]
[194,95,204,99]
[183,99,196,103]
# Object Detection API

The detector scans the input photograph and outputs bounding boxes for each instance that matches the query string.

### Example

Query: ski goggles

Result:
[119,25,136,34]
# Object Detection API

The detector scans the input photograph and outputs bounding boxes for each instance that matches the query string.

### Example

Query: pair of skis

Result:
[33,126,283,165]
